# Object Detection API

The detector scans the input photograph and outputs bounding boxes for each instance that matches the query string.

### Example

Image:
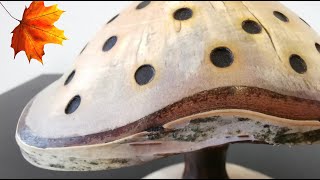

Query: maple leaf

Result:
[11,1,67,64]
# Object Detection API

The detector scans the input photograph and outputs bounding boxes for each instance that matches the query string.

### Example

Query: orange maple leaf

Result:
[11,1,67,64]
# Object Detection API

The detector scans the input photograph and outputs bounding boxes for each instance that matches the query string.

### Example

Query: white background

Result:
[0,1,319,94]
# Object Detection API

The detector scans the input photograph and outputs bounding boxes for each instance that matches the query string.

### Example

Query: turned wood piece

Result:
[16,1,320,178]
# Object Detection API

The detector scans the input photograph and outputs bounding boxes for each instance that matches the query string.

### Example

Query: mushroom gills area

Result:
[18,114,320,171]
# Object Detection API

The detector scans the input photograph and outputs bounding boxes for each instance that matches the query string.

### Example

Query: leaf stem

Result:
[0,2,20,21]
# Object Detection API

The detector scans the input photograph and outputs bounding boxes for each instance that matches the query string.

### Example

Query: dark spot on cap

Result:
[315,43,320,54]
[136,1,151,10]
[174,8,193,21]
[64,70,75,86]
[135,65,155,85]
[273,11,289,22]
[65,95,81,114]
[102,36,117,52]
[289,54,307,74]
[210,47,234,68]
[242,20,262,34]
[107,14,119,24]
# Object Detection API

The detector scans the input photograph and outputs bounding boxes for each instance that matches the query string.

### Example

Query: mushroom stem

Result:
[183,145,229,179]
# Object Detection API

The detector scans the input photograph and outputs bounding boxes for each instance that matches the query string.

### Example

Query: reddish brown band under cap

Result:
[17,86,320,148]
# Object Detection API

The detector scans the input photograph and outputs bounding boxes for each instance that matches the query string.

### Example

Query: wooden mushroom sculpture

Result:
[16,1,320,179]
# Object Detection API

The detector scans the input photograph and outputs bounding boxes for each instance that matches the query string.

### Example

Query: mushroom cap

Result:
[16,1,320,171]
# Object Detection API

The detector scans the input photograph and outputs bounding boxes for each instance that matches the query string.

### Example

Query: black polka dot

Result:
[289,54,307,74]
[102,36,117,52]
[174,8,193,21]
[135,65,155,85]
[80,44,87,54]
[300,17,310,27]
[242,20,262,34]
[65,95,81,114]
[210,47,234,68]
[273,11,289,22]
[136,1,151,10]
[315,43,320,54]
[64,70,76,86]
[107,14,119,24]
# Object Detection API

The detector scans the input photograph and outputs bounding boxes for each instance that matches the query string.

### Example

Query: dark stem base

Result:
[183,145,229,179]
